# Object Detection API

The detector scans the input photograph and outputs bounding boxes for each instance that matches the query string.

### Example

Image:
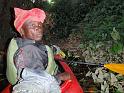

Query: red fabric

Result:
[60,62,84,93]
[14,8,46,32]
[1,84,11,93]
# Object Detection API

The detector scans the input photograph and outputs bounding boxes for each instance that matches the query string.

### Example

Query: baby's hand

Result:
[57,72,72,81]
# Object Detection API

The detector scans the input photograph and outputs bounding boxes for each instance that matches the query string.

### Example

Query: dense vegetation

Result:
[49,0,124,92]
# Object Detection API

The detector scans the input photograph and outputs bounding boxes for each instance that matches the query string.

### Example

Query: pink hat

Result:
[14,8,46,32]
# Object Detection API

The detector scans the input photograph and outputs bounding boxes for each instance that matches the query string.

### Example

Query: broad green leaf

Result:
[115,89,122,93]
[110,27,120,41]
[117,84,124,93]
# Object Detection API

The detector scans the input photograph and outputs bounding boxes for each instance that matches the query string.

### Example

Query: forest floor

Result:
[54,32,124,93]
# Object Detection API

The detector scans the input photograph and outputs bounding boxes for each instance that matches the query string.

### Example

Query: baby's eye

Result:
[38,23,43,27]
[32,24,35,27]
[38,24,42,27]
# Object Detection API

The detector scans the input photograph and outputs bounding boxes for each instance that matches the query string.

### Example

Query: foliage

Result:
[49,0,99,39]
[66,27,124,92]
[110,43,123,54]
[86,68,124,93]
[110,27,120,41]
[110,28,124,54]
[79,40,122,63]
[82,0,124,42]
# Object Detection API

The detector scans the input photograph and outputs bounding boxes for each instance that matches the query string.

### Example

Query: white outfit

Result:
[12,68,61,93]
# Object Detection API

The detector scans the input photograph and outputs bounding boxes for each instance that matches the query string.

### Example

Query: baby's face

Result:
[21,20,44,41]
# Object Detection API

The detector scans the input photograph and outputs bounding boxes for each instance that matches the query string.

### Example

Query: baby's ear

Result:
[19,28,25,36]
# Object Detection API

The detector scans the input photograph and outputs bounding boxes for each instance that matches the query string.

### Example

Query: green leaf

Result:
[110,27,120,41]
[78,44,85,48]
[115,89,122,93]
[110,42,123,54]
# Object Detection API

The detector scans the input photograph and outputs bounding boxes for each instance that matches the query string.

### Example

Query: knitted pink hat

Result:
[14,8,46,32]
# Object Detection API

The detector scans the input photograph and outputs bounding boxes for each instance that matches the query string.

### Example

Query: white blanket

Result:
[12,68,61,93]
